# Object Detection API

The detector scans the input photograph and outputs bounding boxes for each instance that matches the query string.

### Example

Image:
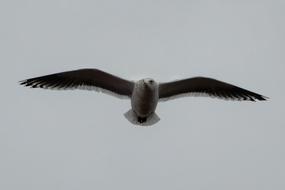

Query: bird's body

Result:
[20,68,267,126]
[131,79,159,122]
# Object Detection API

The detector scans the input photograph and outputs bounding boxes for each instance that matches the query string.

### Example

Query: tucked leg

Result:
[137,117,147,123]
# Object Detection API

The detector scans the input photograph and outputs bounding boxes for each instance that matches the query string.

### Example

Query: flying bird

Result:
[20,68,267,126]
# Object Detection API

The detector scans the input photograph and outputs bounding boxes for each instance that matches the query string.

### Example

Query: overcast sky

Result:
[0,0,284,190]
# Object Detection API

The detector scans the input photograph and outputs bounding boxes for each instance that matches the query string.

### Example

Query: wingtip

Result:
[255,94,268,101]
[19,79,33,87]
[261,95,269,101]
[19,79,27,86]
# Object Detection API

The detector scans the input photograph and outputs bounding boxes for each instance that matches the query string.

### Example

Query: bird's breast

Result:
[131,83,158,117]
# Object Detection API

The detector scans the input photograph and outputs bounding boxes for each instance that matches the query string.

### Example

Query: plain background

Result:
[0,0,284,189]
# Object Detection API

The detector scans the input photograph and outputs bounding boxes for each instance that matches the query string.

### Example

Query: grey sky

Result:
[0,0,284,189]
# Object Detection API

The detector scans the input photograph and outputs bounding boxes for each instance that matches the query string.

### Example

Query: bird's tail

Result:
[124,109,160,127]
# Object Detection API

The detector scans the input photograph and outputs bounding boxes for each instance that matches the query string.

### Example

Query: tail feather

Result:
[124,109,160,126]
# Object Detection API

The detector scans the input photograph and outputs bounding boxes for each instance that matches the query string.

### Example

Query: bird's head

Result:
[142,78,157,89]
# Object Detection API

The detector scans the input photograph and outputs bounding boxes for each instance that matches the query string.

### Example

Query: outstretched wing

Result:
[159,77,267,101]
[20,69,134,98]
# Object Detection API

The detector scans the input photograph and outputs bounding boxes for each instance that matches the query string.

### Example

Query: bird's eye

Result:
[149,80,154,83]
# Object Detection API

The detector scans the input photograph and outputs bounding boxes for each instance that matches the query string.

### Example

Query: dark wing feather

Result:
[159,77,267,101]
[20,69,134,98]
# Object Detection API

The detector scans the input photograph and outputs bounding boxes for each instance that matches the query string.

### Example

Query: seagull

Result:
[20,68,267,126]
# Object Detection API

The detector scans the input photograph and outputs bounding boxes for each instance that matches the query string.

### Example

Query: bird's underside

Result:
[20,68,267,126]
